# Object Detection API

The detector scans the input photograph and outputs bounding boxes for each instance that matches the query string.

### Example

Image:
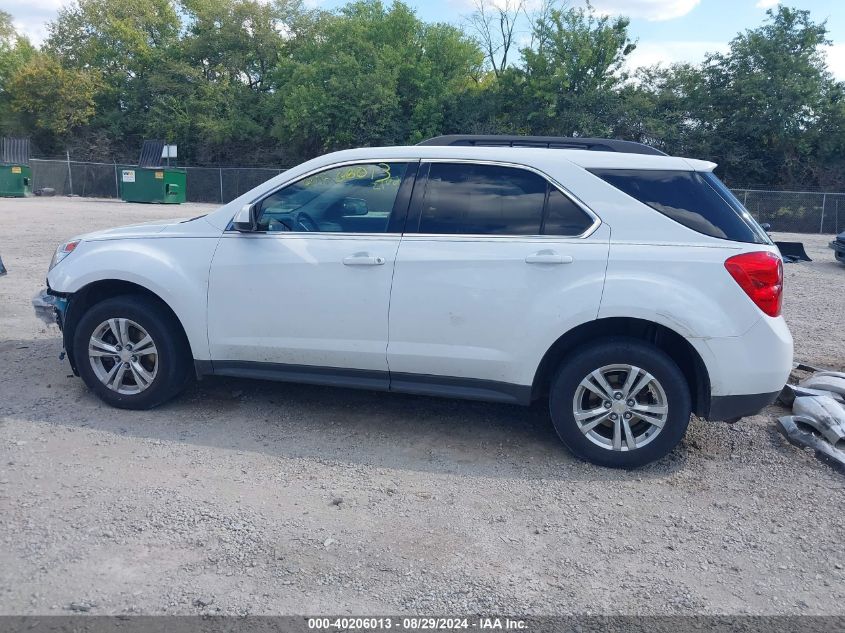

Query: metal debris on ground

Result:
[774,241,812,263]
[777,363,845,473]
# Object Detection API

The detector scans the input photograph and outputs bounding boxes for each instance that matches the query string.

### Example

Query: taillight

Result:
[724,251,783,317]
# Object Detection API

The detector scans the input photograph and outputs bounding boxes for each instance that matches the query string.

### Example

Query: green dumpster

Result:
[0,164,32,197]
[120,167,186,204]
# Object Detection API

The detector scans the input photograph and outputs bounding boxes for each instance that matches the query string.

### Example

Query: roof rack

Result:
[417,135,666,156]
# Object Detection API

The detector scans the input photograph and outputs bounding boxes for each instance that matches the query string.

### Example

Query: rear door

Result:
[387,161,610,400]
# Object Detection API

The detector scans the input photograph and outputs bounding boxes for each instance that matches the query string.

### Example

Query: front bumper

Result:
[32,287,68,328]
[830,239,845,262]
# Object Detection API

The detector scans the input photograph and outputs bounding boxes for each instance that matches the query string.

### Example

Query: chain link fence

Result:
[26,159,845,234]
[30,159,285,205]
[733,188,845,234]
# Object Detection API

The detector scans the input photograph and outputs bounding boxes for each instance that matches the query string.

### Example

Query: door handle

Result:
[525,251,573,265]
[343,253,385,266]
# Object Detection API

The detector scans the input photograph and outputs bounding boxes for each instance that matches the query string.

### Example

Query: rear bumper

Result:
[691,314,792,421]
[708,390,780,421]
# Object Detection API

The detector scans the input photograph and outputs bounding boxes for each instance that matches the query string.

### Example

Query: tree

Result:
[0,11,36,135]
[8,54,100,142]
[273,1,482,156]
[465,0,524,78]
[628,6,845,188]
[700,6,841,186]
[506,3,635,136]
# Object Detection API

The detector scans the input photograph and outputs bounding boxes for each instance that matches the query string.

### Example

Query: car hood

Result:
[77,218,191,242]
[837,230,845,241]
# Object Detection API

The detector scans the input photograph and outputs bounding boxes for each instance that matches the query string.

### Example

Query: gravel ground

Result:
[0,196,844,616]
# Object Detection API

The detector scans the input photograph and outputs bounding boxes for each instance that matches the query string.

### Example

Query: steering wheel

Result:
[293,211,319,232]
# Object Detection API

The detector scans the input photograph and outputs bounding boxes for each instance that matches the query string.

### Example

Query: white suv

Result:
[33,135,793,468]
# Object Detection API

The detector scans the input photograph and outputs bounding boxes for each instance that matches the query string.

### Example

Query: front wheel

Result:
[73,295,191,409]
[549,338,691,468]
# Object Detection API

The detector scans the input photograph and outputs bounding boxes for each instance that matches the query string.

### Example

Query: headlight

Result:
[49,240,80,271]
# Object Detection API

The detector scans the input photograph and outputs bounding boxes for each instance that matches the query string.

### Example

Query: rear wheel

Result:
[549,338,691,468]
[73,295,191,409]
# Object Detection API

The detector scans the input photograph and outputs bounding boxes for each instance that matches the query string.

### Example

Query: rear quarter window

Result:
[589,169,769,244]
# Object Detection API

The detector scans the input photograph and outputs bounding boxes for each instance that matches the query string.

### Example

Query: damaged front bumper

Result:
[32,286,68,328]
[830,238,845,263]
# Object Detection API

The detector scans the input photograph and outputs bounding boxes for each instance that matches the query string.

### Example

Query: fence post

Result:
[219,168,224,203]
[113,160,119,198]
[66,151,74,196]
[743,190,748,208]
[820,193,827,234]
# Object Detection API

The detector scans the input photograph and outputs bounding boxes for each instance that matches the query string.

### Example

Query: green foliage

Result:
[8,53,100,141]
[273,1,482,155]
[628,7,845,188]
[0,1,843,189]
[0,10,36,134]
[510,3,635,136]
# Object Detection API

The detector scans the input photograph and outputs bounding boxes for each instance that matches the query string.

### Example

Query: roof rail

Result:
[417,135,666,156]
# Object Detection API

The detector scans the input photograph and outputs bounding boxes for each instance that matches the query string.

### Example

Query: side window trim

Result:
[404,162,430,234]
[406,159,600,238]
[538,183,552,235]
[386,161,420,234]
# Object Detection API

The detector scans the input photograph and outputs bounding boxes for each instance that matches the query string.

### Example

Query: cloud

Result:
[825,43,845,81]
[624,40,729,72]
[624,40,845,82]
[755,0,779,8]
[590,0,701,22]
[0,0,67,45]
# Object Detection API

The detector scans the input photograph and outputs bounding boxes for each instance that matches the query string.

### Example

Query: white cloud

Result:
[623,40,729,72]
[825,43,845,81]
[0,0,67,45]
[755,0,779,8]
[590,0,701,22]
[450,0,700,21]
[624,40,845,81]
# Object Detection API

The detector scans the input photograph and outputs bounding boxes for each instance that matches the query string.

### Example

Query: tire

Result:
[549,337,691,468]
[73,295,191,410]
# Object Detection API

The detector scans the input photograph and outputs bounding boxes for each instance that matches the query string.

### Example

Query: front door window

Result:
[256,162,409,233]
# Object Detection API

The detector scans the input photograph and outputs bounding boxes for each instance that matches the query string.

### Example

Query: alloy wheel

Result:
[572,363,669,451]
[88,318,158,395]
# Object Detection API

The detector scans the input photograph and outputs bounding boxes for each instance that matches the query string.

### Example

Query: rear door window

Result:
[416,163,593,236]
[543,188,594,236]
[419,163,545,235]
[589,169,769,244]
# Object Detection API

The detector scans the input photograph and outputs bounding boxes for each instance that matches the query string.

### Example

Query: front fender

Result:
[47,237,221,360]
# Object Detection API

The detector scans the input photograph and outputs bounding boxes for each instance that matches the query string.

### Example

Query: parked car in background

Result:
[831,231,845,264]
[33,135,792,468]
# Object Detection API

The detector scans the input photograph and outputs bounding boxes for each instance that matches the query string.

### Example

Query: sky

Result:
[2,0,844,79]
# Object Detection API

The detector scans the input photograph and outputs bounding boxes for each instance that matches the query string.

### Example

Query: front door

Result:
[207,161,416,381]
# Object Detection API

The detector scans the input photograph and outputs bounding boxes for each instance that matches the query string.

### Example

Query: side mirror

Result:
[232,203,257,232]
[760,223,771,233]
[342,197,369,216]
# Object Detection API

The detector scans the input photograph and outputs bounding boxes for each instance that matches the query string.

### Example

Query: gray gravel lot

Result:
[1,196,844,616]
